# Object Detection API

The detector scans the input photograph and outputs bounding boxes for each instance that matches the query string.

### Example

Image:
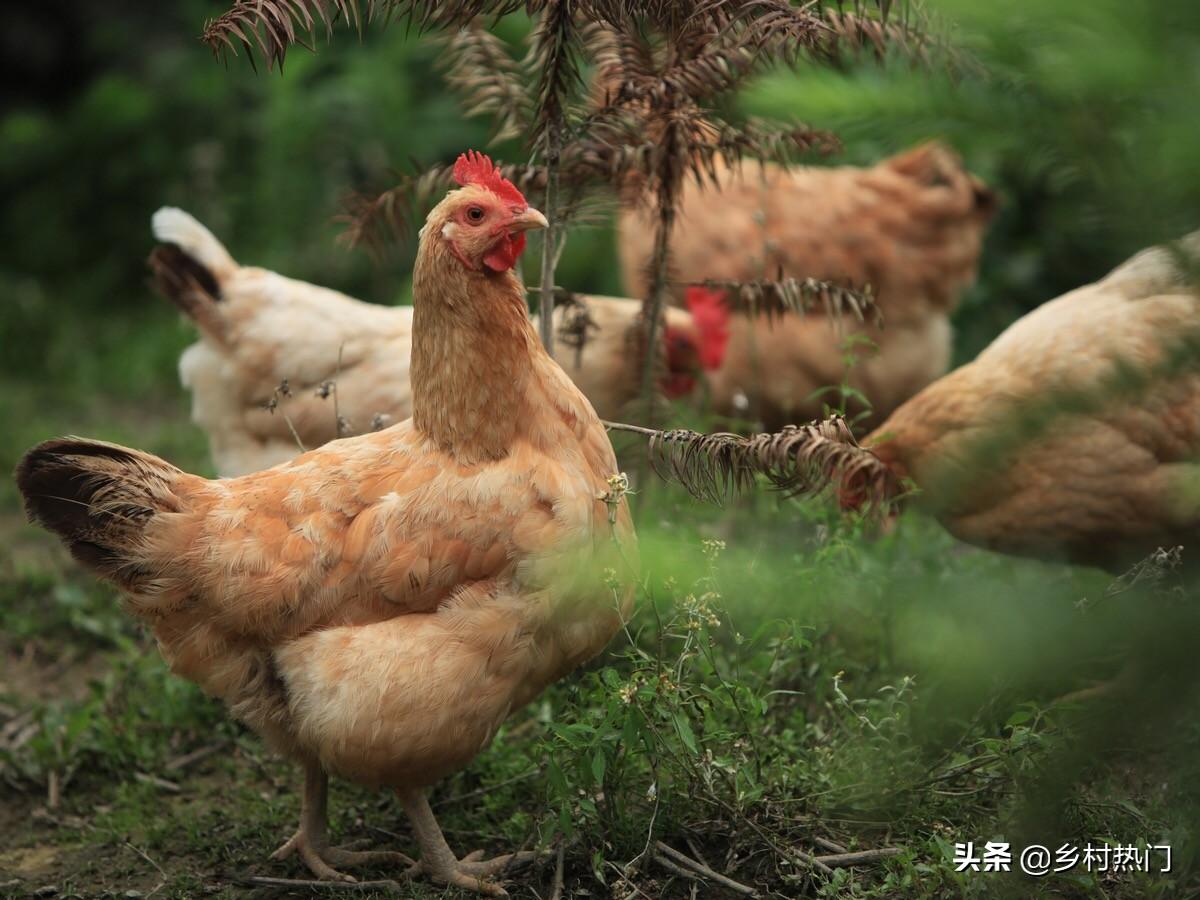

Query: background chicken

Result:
[151,209,711,476]
[618,142,996,430]
[19,153,636,894]
[847,232,1200,571]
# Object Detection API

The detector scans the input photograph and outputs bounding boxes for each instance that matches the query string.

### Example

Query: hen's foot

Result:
[407,849,540,896]
[272,830,415,883]
[397,787,545,896]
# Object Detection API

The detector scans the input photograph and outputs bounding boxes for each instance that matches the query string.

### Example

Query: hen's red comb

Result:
[685,286,732,371]
[452,151,526,208]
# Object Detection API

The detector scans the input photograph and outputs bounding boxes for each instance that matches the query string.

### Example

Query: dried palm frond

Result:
[605,416,903,508]
[683,274,882,325]
[583,18,655,102]
[707,117,841,167]
[606,43,762,107]
[570,111,837,193]
[203,0,527,69]
[527,0,585,151]
[812,8,976,76]
[713,0,831,54]
[439,20,532,142]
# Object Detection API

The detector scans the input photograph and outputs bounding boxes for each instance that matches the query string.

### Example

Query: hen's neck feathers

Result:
[410,234,542,463]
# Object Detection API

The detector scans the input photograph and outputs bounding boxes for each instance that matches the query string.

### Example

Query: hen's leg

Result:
[273,761,414,882]
[397,787,539,896]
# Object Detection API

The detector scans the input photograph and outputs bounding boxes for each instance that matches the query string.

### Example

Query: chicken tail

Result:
[1104,230,1200,296]
[15,438,186,592]
[149,208,237,341]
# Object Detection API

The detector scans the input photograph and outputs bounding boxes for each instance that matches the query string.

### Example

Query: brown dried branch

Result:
[811,847,904,868]
[235,875,405,892]
[653,841,758,896]
[202,0,527,69]
[715,0,831,54]
[606,43,763,107]
[706,117,841,167]
[812,6,977,76]
[683,274,882,325]
[528,0,584,151]
[439,19,532,142]
[604,416,903,508]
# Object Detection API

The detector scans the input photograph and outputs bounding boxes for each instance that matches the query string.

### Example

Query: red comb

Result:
[452,151,527,207]
[685,286,731,371]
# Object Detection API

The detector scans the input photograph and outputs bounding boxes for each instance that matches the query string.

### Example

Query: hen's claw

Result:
[397,787,543,896]
[405,849,540,896]
[274,761,415,882]
[273,829,416,883]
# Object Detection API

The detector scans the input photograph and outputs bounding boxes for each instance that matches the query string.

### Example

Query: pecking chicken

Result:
[151,209,711,476]
[19,152,638,894]
[843,232,1200,571]
[617,141,996,430]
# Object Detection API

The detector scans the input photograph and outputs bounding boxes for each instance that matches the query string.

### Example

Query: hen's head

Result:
[660,288,732,398]
[426,151,547,273]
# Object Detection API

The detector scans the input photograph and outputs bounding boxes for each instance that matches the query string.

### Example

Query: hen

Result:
[19,152,637,894]
[618,142,996,430]
[150,208,414,476]
[150,210,709,476]
[847,232,1200,571]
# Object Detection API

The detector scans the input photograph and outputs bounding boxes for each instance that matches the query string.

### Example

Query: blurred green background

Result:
[3,2,1200,897]
[3,0,1199,408]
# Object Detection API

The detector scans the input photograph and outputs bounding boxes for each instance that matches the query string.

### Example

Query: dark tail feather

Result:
[15,438,184,589]
[148,245,227,342]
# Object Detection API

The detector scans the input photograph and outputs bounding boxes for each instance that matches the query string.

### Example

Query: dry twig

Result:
[235,875,403,892]
[811,847,904,867]
[653,840,758,896]
[604,417,902,508]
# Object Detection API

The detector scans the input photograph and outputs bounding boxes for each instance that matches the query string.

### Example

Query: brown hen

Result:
[618,142,996,429]
[19,152,637,894]
[852,232,1200,571]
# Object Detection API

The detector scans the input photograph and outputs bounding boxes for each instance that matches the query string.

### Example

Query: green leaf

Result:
[674,712,699,755]
[591,746,606,784]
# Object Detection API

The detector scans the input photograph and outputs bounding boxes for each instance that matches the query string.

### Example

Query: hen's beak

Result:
[509,207,549,233]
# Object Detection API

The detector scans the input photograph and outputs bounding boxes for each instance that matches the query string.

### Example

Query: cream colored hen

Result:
[846,232,1200,571]
[19,152,637,894]
[618,142,996,430]
[151,210,706,476]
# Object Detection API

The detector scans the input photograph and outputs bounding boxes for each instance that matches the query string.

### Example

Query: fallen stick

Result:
[812,837,848,854]
[47,770,60,809]
[235,875,403,892]
[135,771,182,793]
[812,848,903,868]
[548,844,565,900]
[654,841,757,896]
[165,741,227,772]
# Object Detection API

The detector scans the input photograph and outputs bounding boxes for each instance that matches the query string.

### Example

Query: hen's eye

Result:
[466,206,485,224]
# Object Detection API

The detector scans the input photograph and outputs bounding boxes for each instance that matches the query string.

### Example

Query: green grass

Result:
[3,359,1199,898]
